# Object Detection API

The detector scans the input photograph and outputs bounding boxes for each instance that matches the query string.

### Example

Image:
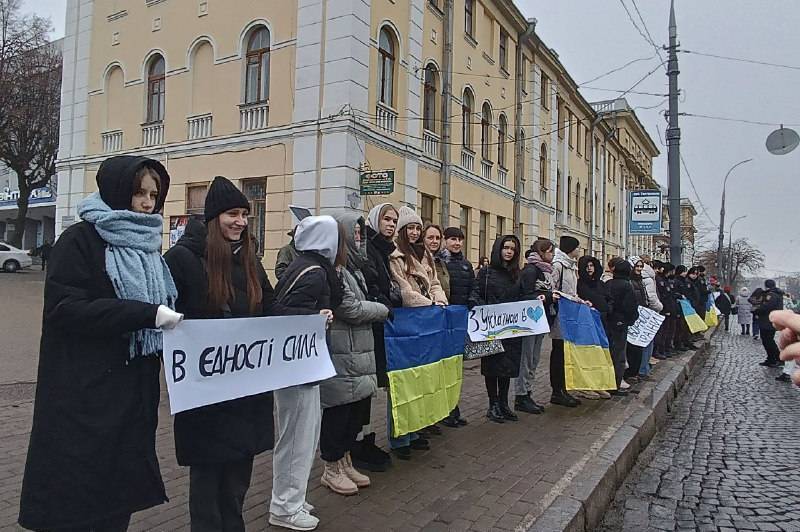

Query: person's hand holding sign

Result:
[771,310,800,384]
[156,305,184,330]
[320,309,334,328]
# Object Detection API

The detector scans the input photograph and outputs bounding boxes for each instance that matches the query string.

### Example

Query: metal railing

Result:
[187,114,213,140]
[101,130,123,153]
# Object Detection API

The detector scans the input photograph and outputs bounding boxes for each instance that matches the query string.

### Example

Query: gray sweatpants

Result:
[513,333,545,396]
[270,384,321,518]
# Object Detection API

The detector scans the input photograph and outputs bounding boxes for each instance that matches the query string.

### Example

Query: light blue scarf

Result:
[78,192,178,359]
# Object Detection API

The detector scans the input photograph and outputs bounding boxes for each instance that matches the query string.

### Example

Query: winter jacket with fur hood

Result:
[389,246,448,307]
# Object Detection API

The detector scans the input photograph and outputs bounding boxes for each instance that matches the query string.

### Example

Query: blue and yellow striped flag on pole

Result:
[559,298,616,391]
[679,299,709,334]
[384,305,468,437]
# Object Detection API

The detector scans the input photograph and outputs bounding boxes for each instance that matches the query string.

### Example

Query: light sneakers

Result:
[269,509,320,531]
[620,380,631,390]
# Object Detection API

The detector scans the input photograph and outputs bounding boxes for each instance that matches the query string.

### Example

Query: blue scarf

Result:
[78,193,178,359]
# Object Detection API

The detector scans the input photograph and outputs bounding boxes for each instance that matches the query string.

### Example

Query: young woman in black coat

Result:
[577,256,611,326]
[605,260,640,395]
[164,176,308,532]
[470,235,523,423]
[19,156,183,532]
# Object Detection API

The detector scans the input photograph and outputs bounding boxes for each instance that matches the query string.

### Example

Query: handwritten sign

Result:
[162,314,336,414]
[468,300,550,342]
[626,306,666,347]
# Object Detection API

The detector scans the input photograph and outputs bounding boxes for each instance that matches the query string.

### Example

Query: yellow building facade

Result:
[57,0,660,269]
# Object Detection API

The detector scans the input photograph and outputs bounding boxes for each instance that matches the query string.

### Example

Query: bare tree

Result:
[0,0,58,248]
[696,238,765,287]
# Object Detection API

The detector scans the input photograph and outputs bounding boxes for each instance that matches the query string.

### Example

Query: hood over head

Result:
[294,215,339,264]
[490,235,521,269]
[553,248,578,269]
[333,211,367,271]
[740,287,750,296]
[96,155,171,213]
[578,256,603,283]
[641,262,656,280]
[366,202,396,230]
[175,216,207,256]
[613,260,633,279]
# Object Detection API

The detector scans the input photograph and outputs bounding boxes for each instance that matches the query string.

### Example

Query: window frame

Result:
[540,73,550,110]
[499,28,508,72]
[465,0,475,37]
[244,27,271,105]
[378,28,396,107]
[423,64,438,133]
[146,55,165,124]
[497,114,507,168]
[462,88,474,149]
[481,102,492,161]
[539,142,548,201]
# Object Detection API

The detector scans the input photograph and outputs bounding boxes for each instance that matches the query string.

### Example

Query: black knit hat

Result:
[559,235,580,254]
[204,176,250,223]
[444,227,465,240]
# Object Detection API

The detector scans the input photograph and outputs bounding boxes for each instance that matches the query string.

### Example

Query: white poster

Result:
[163,314,336,414]
[627,306,666,347]
[468,300,550,342]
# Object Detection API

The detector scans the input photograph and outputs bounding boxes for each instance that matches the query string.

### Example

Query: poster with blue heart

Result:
[467,300,551,342]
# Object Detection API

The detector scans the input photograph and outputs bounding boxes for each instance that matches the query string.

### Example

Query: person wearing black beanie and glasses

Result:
[165,176,313,532]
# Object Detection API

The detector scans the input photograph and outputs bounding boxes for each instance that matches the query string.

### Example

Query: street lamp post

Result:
[726,214,747,286]
[717,159,753,280]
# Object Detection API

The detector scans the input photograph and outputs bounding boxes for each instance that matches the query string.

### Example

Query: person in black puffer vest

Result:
[605,259,639,394]
[437,226,474,427]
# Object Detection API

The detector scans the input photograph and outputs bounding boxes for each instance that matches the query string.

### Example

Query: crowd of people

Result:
[17,154,793,532]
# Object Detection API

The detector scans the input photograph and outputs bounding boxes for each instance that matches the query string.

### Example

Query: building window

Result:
[595,192,600,227]
[539,142,548,202]
[584,186,590,225]
[519,129,526,184]
[568,110,574,149]
[462,88,474,148]
[556,97,564,138]
[481,102,492,161]
[245,27,270,104]
[186,183,208,215]
[423,64,438,132]
[465,0,474,37]
[496,215,505,239]
[499,29,508,72]
[146,54,165,123]
[460,205,470,251]
[479,211,489,259]
[567,175,572,215]
[556,169,562,212]
[576,120,582,155]
[541,73,549,110]
[378,28,396,106]
[243,179,267,257]
[497,114,507,168]
[520,57,527,94]
[585,130,591,160]
[420,193,434,224]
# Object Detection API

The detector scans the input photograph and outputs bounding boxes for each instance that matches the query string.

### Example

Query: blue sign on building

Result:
[628,190,662,235]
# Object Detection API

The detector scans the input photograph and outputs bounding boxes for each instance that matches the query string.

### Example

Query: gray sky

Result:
[23,0,800,276]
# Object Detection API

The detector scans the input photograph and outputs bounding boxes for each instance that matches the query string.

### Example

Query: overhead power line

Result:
[578,52,660,86]
[680,112,800,128]
[681,49,800,72]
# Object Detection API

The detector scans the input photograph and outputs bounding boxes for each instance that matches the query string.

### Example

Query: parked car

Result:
[0,242,33,272]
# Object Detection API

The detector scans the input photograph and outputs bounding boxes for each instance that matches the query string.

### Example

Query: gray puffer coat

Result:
[321,213,390,409]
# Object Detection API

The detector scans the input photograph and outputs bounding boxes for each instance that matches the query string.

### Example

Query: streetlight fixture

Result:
[717,159,753,279]
[726,214,747,286]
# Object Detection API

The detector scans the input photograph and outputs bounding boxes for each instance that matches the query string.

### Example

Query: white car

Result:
[0,241,33,272]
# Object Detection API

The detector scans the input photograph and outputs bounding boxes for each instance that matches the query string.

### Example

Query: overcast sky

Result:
[23,0,800,276]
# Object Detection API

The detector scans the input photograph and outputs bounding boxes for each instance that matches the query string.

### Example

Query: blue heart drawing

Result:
[527,306,544,322]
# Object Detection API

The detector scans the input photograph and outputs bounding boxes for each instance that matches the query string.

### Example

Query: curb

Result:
[523,330,715,532]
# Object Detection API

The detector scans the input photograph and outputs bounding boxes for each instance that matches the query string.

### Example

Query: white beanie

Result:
[397,205,423,230]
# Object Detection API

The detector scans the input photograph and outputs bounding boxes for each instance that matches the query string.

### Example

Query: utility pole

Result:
[666,0,682,265]
[716,158,752,282]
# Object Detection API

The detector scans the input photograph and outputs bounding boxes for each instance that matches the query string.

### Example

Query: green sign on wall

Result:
[360,170,395,195]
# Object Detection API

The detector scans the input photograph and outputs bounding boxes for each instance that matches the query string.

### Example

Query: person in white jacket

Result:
[638,255,663,375]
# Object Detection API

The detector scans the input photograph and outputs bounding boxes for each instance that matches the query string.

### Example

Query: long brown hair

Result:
[396,223,431,275]
[206,218,262,314]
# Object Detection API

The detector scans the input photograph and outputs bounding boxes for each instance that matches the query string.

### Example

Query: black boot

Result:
[498,398,518,421]
[350,433,391,472]
[514,393,544,414]
[551,390,579,408]
[486,400,505,423]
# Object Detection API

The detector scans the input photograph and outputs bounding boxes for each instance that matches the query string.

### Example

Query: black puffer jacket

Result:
[753,286,784,330]
[439,249,474,306]
[164,220,306,466]
[630,271,647,307]
[672,275,694,316]
[364,225,396,387]
[470,236,523,378]
[605,261,639,328]
[656,273,677,316]
[715,292,734,315]
[577,256,611,323]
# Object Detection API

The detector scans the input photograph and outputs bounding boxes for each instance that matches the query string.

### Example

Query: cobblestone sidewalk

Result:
[599,331,800,532]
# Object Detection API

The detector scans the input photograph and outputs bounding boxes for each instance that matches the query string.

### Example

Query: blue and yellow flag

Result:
[679,299,709,333]
[384,305,467,437]
[559,298,616,391]
[705,295,719,327]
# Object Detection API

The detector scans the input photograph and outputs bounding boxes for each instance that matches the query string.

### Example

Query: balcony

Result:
[187,113,213,140]
[101,130,123,153]
[481,159,493,180]
[460,148,475,171]
[376,102,398,134]
[423,130,440,158]
[497,166,508,186]
[239,101,269,132]
[142,122,164,146]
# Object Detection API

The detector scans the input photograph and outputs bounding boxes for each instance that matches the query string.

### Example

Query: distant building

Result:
[0,163,56,248]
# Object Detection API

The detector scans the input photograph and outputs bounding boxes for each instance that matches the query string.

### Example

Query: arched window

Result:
[584,186,590,224]
[462,88,474,148]
[539,143,548,198]
[556,169,562,212]
[518,129,525,180]
[378,28,396,106]
[481,102,492,161]
[497,114,508,168]
[146,54,165,123]
[567,175,572,215]
[245,27,270,104]
[423,64,438,132]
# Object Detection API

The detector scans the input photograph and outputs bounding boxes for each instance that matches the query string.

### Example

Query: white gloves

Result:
[156,305,184,330]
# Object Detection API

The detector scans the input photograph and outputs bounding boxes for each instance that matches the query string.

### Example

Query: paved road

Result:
[0,269,43,390]
[600,331,800,532]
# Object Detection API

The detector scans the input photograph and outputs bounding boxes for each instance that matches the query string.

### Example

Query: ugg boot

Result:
[343,452,371,488]
[321,459,358,495]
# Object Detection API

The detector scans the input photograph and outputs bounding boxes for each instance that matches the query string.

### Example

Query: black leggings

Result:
[485,376,510,402]
[550,339,566,392]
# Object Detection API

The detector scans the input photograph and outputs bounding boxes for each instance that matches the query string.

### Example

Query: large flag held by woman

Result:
[559,297,616,391]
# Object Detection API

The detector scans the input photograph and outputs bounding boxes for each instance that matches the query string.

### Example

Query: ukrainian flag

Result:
[705,295,719,327]
[679,299,709,333]
[559,298,616,391]
[384,305,467,437]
